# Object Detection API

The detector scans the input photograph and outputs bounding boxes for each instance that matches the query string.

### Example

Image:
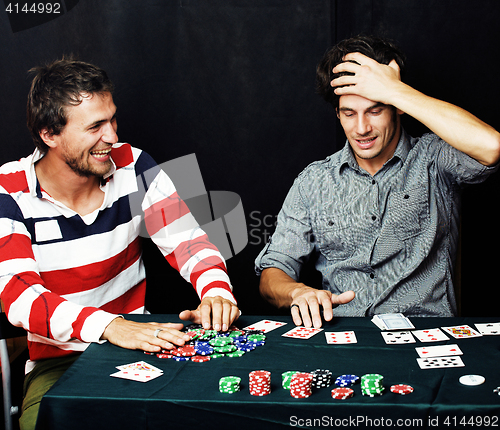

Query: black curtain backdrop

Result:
[1,0,498,317]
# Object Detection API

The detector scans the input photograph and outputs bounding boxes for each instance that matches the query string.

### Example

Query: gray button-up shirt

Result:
[255,129,498,317]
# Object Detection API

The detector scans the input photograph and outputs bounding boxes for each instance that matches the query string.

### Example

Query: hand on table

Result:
[102,318,191,353]
[290,286,355,329]
[179,295,240,332]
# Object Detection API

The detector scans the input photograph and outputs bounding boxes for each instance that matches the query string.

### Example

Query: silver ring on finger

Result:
[153,328,163,338]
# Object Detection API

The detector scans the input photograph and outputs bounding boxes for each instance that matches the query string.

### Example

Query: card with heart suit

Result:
[282,326,323,339]
[381,330,416,344]
[416,356,465,369]
[441,325,482,339]
[415,344,463,358]
[412,328,449,342]
[325,331,357,344]
[243,319,287,333]
[111,361,163,382]
[475,322,500,335]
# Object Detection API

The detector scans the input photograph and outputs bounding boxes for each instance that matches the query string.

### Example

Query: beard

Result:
[64,152,112,178]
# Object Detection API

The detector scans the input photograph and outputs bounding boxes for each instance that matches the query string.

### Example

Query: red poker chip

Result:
[331,387,354,399]
[191,355,211,362]
[172,345,196,357]
[156,353,173,359]
[390,384,414,395]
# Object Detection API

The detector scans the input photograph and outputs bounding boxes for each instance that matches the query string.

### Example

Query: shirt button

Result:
[372,180,376,185]
[371,215,377,221]
[370,273,375,279]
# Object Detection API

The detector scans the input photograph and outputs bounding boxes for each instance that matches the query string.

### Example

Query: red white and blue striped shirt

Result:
[0,143,234,364]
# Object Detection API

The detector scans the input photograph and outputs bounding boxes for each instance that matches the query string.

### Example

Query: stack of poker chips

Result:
[310,369,333,389]
[219,376,241,394]
[331,387,354,399]
[282,371,300,389]
[360,374,385,396]
[289,372,314,398]
[249,370,271,396]
[335,374,360,387]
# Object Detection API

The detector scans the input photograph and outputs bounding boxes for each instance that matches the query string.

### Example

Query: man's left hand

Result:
[179,296,240,331]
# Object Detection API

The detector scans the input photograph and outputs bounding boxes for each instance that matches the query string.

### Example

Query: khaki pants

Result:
[19,354,80,430]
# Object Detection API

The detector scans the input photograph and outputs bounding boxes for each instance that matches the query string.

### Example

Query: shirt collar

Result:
[338,127,411,175]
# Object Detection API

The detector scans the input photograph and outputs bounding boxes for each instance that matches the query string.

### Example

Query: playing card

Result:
[381,330,416,344]
[372,313,415,330]
[282,326,323,339]
[325,331,357,344]
[441,325,482,339]
[415,344,463,358]
[412,328,449,342]
[475,322,500,335]
[416,356,465,369]
[111,361,163,382]
[243,319,287,333]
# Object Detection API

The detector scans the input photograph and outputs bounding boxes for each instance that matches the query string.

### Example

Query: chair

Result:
[0,312,26,430]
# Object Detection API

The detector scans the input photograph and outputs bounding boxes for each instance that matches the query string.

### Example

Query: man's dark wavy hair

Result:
[316,34,406,108]
[27,57,114,153]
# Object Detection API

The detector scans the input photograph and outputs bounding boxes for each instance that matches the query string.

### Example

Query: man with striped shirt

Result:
[0,59,239,430]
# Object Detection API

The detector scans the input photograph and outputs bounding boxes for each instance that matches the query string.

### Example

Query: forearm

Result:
[259,267,306,309]
[390,82,500,166]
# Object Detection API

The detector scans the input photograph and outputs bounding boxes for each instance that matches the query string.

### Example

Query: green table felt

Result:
[35,315,500,430]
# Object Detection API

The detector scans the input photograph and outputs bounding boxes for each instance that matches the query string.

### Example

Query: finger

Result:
[178,309,198,323]
[290,303,303,326]
[332,290,356,307]
[229,305,241,327]
[388,59,401,78]
[318,292,334,322]
[151,326,190,350]
[199,299,214,330]
[306,296,324,329]
[297,299,313,328]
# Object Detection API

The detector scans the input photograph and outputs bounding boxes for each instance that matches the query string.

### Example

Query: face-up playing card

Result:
[282,326,323,339]
[111,361,163,382]
[441,325,482,339]
[412,328,449,342]
[475,322,500,335]
[325,331,357,344]
[415,344,463,358]
[416,356,465,369]
[243,319,287,333]
[381,330,416,344]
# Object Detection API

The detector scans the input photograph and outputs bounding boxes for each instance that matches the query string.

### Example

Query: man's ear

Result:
[39,128,58,148]
[335,107,340,119]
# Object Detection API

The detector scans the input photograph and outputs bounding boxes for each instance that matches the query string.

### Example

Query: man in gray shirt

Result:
[255,35,500,328]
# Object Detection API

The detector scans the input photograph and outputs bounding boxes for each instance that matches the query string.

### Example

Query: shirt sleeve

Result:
[254,175,315,280]
[141,162,236,304]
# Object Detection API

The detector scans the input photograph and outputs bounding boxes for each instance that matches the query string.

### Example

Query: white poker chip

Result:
[459,375,485,386]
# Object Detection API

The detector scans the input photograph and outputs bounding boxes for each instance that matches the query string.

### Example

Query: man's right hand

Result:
[101,317,191,353]
[290,286,355,328]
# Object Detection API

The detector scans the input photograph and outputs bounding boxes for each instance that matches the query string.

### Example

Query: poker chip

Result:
[459,375,485,386]
[249,370,271,396]
[331,387,354,399]
[282,371,300,389]
[311,369,332,389]
[335,374,360,387]
[290,372,313,398]
[209,337,233,347]
[236,343,256,352]
[214,345,237,354]
[191,355,211,362]
[226,350,245,358]
[172,355,190,361]
[247,334,266,342]
[219,376,241,394]
[361,374,385,396]
[171,345,196,357]
[390,384,414,395]
[194,342,214,356]
[155,353,173,359]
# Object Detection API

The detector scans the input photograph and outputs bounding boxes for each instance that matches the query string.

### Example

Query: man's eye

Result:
[370,109,382,115]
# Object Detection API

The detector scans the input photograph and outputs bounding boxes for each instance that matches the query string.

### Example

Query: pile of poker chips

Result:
[390,384,414,395]
[249,370,271,396]
[150,325,266,362]
[290,372,314,398]
[335,374,360,388]
[361,374,385,397]
[219,376,241,394]
[310,369,333,389]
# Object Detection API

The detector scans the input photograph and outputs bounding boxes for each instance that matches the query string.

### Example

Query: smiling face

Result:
[46,91,118,178]
[337,94,401,175]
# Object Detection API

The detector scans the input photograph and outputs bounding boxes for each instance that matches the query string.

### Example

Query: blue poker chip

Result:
[172,356,191,361]
[335,374,360,387]
[231,336,248,343]
[237,343,256,352]
[249,340,265,346]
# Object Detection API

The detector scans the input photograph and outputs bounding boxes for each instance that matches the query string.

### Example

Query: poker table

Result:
[35,315,500,430]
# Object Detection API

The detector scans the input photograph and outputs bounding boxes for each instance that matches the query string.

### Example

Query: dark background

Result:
[1,0,499,317]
